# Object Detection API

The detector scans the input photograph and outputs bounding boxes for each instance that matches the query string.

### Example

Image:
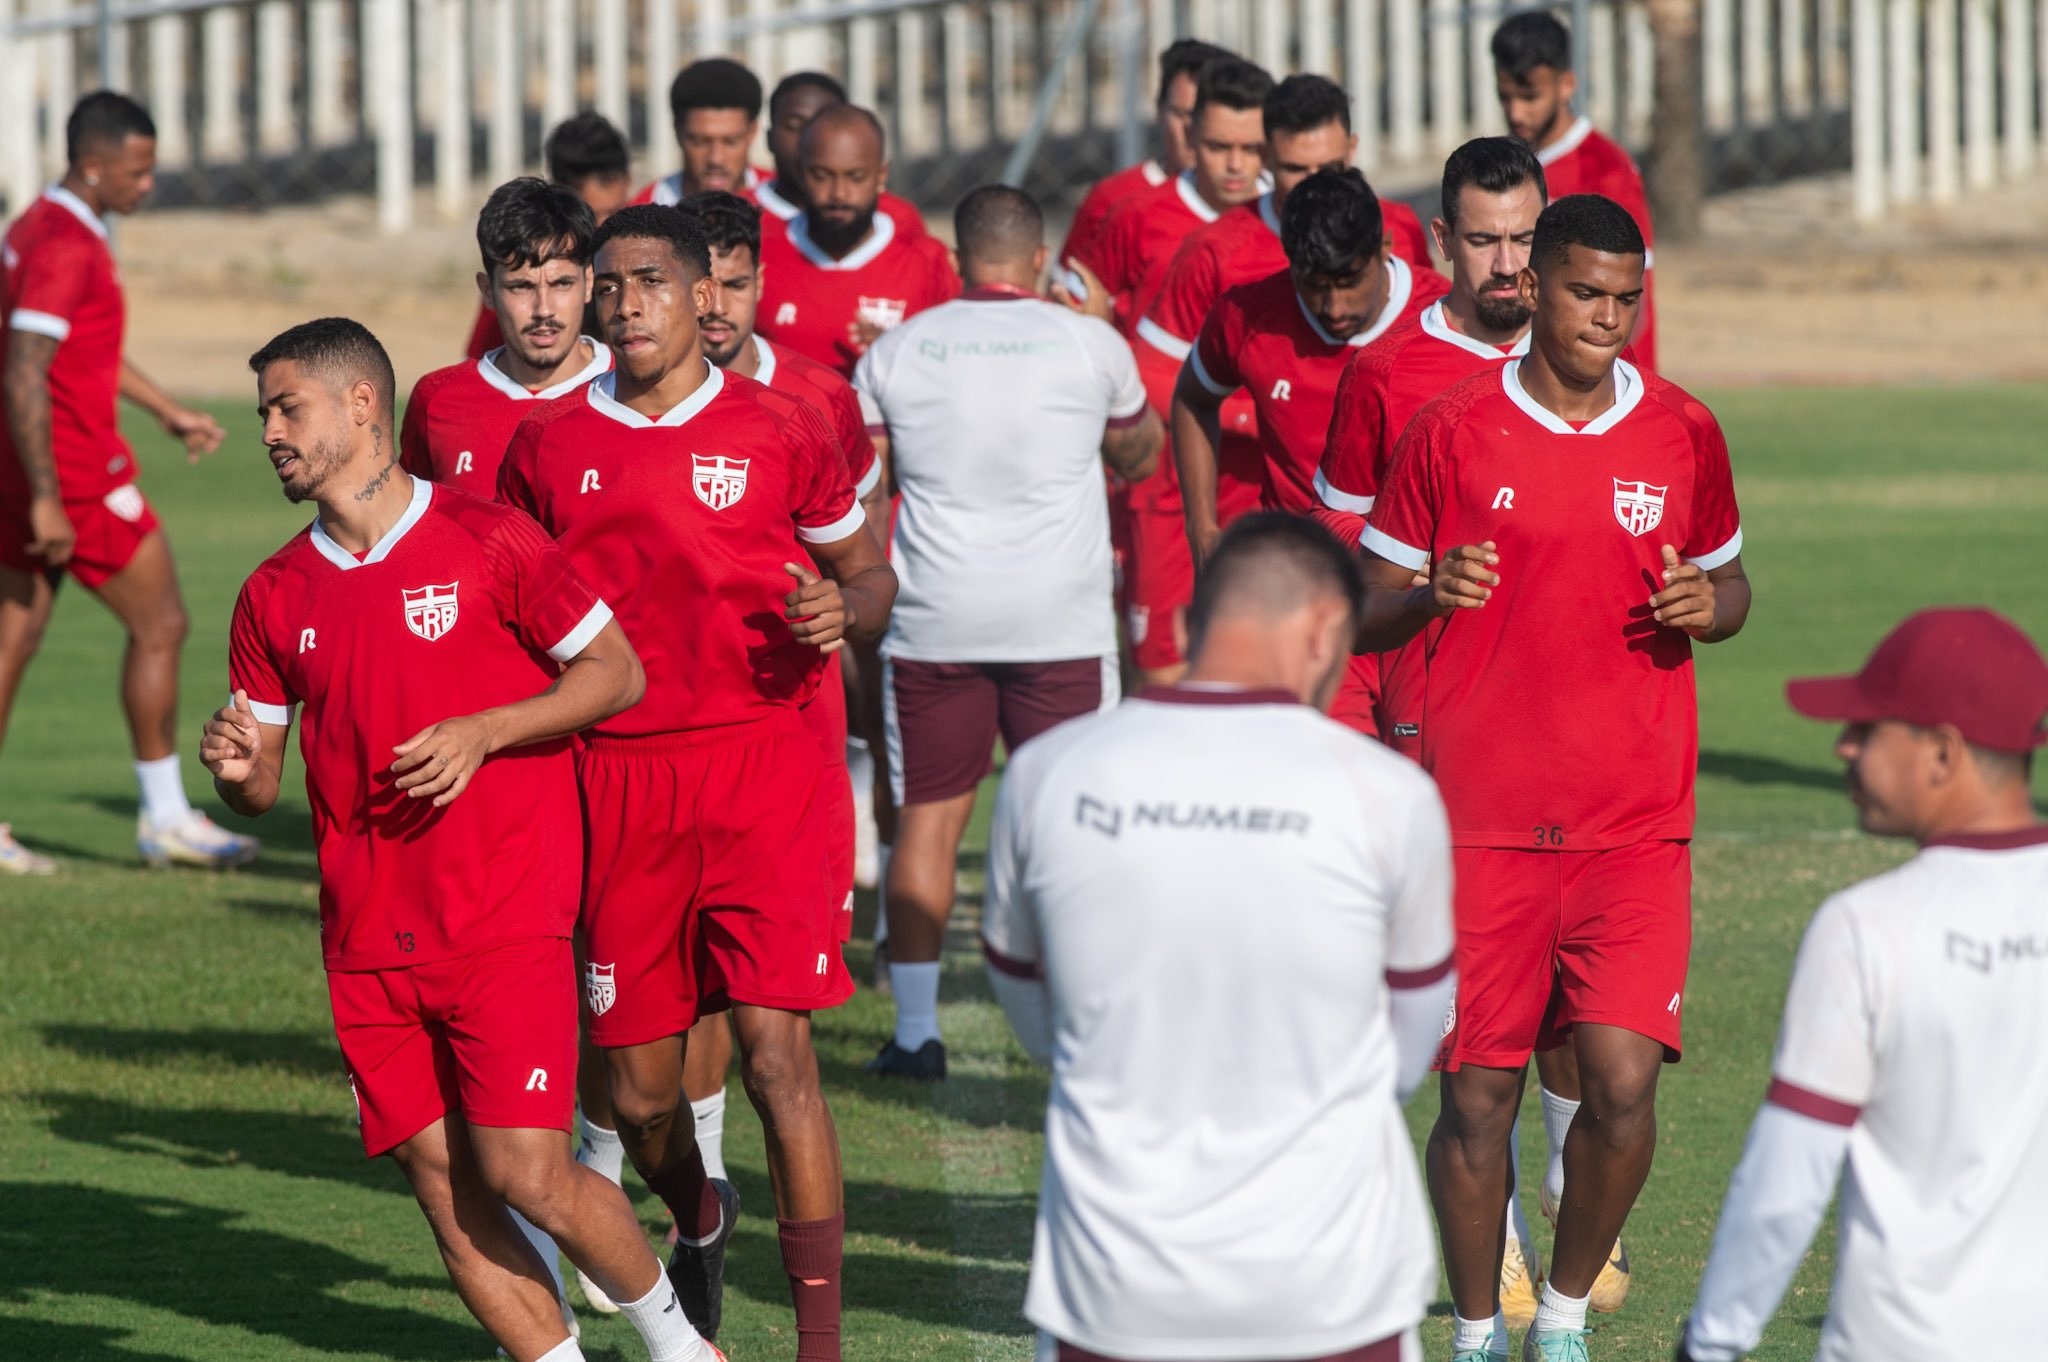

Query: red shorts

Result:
[0,483,159,589]
[1328,653,1382,737]
[1123,501,1193,672]
[327,935,577,1157]
[577,713,854,1046]
[799,651,856,942]
[1439,840,1692,1071]
[1376,637,1425,760]
[882,655,1116,806]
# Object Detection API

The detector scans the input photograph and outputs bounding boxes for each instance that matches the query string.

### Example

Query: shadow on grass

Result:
[78,795,322,882]
[0,1182,488,1359]
[0,1317,189,1361]
[1697,749,1845,792]
[39,1024,340,1080]
[34,1090,398,1195]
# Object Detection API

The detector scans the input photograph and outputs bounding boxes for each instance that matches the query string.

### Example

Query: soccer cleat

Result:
[574,1264,619,1314]
[865,1037,946,1080]
[1499,1228,1543,1331]
[1452,1335,1508,1362]
[1521,1327,1589,1362]
[0,824,56,875]
[666,1178,740,1340]
[138,811,261,869]
[1540,1185,1630,1313]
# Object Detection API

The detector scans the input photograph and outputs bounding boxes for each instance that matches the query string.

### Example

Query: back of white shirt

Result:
[854,293,1146,663]
[983,690,1454,1360]
[1770,833,2048,1362]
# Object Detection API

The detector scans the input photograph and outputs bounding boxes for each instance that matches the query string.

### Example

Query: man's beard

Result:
[809,205,877,256]
[1473,276,1532,334]
[699,324,747,368]
[280,435,347,504]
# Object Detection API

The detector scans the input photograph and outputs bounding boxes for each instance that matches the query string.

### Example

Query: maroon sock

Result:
[778,1213,844,1362]
[643,1145,722,1241]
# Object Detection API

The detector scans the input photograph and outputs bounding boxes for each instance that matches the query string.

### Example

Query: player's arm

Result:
[1170,363,1227,567]
[785,524,897,654]
[202,690,291,816]
[1355,545,1496,652]
[3,329,73,564]
[1650,547,1750,644]
[120,359,226,461]
[1101,405,1162,484]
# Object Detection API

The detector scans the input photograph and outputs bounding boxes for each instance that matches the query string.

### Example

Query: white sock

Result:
[690,1090,727,1182]
[847,736,874,794]
[890,959,941,1049]
[135,755,193,826]
[535,1338,585,1362]
[617,1269,705,1361]
[1540,1085,1581,1209]
[1452,1311,1508,1355]
[1534,1282,1590,1335]
[874,844,892,945]
[576,1115,625,1186]
[510,1207,566,1299]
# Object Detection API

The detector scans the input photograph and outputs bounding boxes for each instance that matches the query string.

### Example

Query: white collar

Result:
[1141,159,1169,187]
[786,211,896,270]
[44,185,109,239]
[1419,301,1531,359]
[1256,192,1281,237]
[751,334,778,385]
[1536,115,1595,166]
[754,178,801,222]
[586,360,725,429]
[1174,171,1222,224]
[1297,256,1414,349]
[1501,355,1644,435]
[476,338,613,401]
[310,474,433,571]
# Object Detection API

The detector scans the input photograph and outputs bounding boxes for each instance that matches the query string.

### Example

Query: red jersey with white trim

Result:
[227,479,609,971]
[752,335,881,497]
[1058,159,1170,275]
[755,214,960,377]
[1190,261,1447,514]
[498,364,863,736]
[1363,361,1742,848]
[1537,117,1657,371]
[464,303,503,362]
[631,164,771,207]
[402,341,614,498]
[745,176,928,246]
[0,188,134,503]
[1077,171,1248,337]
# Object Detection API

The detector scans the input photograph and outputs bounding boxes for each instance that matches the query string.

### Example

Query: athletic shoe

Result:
[1540,1185,1630,1313]
[0,824,56,875]
[866,1037,946,1080]
[574,1264,619,1314]
[1500,1228,1543,1330]
[138,811,261,869]
[666,1178,739,1340]
[1452,1335,1508,1362]
[1521,1327,1590,1362]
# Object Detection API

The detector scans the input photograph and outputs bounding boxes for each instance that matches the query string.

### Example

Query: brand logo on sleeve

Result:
[455,450,473,475]
[298,628,318,654]
[775,302,798,326]
[1269,379,1292,401]
[580,469,602,493]
[1492,487,1516,510]
[691,454,750,511]
[401,582,460,641]
[1612,478,1667,537]
[585,961,617,1015]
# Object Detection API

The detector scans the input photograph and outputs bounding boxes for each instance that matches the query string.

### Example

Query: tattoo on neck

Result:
[354,425,395,501]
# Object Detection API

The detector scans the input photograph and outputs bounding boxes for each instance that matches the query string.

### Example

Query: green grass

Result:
[3,382,2045,1360]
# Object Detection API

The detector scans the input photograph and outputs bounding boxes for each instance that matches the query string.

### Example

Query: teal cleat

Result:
[1521,1327,1591,1362]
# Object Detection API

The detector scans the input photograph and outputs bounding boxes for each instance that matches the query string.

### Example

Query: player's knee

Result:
[738,1033,820,1116]
[1580,1077,1658,1146]
[606,1079,683,1135]
[1436,1074,1521,1144]
[131,598,189,652]
[482,1154,571,1224]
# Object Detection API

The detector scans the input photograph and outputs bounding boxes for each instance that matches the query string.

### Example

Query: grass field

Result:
[3,381,2045,1362]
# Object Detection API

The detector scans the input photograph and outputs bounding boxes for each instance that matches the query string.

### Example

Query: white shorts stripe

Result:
[880,656,906,809]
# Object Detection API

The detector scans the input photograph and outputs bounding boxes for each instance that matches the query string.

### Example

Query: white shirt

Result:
[1687,828,2048,1362]
[853,288,1147,663]
[983,688,1454,1360]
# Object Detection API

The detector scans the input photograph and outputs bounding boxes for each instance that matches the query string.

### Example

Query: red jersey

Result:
[402,342,614,498]
[1074,171,1234,337]
[751,335,881,496]
[755,214,959,377]
[746,176,928,243]
[1190,260,1448,514]
[631,164,770,206]
[1058,159,1170,273]
[497,364,863,736]
[227,479,609,971]
[1362,361,1743,848]
[0,188,134,503]
[1537,117,1657,371]
[464,304,503,362]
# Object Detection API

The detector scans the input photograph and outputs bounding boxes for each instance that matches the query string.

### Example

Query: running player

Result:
[753,72,927,241]
[0,90,256,874]
[214,316,712,1362]
[1493,12,1657,371]
[634,58,767,205]
[1356,195,1750,1362]
[499,205,897,1359]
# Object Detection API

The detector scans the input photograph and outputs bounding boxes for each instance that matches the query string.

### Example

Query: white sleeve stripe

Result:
[854,456,882,498]
[1135,316,1191,361]
[1187,348,1235,398]
[9,308,70,340]
[546,601,614,663]
[797,500,867,544]
[1360,525,1428,571]
[1313,467,1376,514]
[1686,526,1744,571]
[233,695,295,727]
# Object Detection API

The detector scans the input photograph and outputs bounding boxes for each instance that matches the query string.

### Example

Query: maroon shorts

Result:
[883,655,1117,806]
[799,652,856,942]
[577,713,854,1047]
[327,935,577,1157]
[0,483,159,589]
[1439,840,1693,1071]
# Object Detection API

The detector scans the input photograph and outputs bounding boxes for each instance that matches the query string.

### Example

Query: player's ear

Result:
[475,270,493,308]
[876,159,890,195]
[1030,244,1049,280]
[351,377,378,429]
[1430,217,1451,262]
[1516,264,1540,313]
[578,263,594,306]
[1558,69,1579,108]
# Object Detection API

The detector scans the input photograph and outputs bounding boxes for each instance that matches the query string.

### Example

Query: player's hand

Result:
[1052,257,1112,322]
[1431,542,1498,615]
[391,714,496,806]
[201,690,265,785]
[162,404,227,462]
[784,561,848,654]
[1188,520,1222,572]
[1649,544,1717,638]
[26,494,76,565]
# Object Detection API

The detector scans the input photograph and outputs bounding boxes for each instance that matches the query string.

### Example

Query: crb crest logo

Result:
[692,454,749,511]
[856,296,907,330]
[401,582,460,641]
[1611,478,1667,537]
[585,962,617,1016]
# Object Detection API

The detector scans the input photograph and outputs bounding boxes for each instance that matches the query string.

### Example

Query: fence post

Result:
[697,0,728,54]
[1347,0,1380,169]
[1389,0,1421,162]
[256,1,293,155]
[1302,0,1332,78]
[308,0,349,145]
[0,4,38,216]
[847,12,879,110]
[149,16,190,167]
[1428,0,1463,151]
[541,0,572,133]
[39,0,73,178]
[594,0,626,132]
[1780,0,1810,114]
[435,0,468,217]
[1588,1,1618,136]
[1963,0,1995,186]
[372,0,414,232]
[1116,0,1146,167]
[1702,0,1734,131]
[202,6,243,163]
[1927,0,1958,201]
[645,0,675,177]
[1741,0,1771,122]
[1850,0,1883,220]
[487,0,520,185]
[2002,0,2035,175]
[1884,0,1918,200]
[1253,0,1287,70]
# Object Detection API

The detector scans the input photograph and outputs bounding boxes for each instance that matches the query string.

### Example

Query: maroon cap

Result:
[1786,608,2048,753]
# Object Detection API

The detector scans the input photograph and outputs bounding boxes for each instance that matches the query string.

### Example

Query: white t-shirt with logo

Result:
[853,290,1147,663]
[983,687,1454,1360]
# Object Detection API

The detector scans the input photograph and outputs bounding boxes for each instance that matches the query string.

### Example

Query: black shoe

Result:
[866,1037,947,1080]
[666,1177,739,1340]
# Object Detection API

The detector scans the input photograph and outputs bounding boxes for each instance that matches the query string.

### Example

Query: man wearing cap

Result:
[1676,607,2048,1362]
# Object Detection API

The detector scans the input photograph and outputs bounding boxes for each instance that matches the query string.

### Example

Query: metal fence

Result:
[0,0,2042,230]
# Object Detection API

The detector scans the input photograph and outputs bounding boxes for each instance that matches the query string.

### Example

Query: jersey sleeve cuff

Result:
[1314,467,1376,514]
[233,694,296,727]
[9,308,71,341]
[1360,525,1428,572]
[1135,315,1192,362]
[1686,527,1744,571]
[546,601,614,663]
[854,456,883,499]
[1765,1077,1862,1127]
[1188,348,1236,398]
[797,500,867,544]
[981,933,1042,979]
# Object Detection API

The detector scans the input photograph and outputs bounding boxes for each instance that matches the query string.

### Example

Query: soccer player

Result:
[410,179,614,497]
[466,111,633,360]
[499,204,897,1359]
[753,72,927,241]
[1678,609,2048,1362]
[983,512,1455,1359]
[1493,11,1657,371]
[755,104,958,377]
[852,185,1162,1080]
[0,90,255,874]
[1355,195,1750,1362]
[211,316,714,1362]
[634,58,767,205]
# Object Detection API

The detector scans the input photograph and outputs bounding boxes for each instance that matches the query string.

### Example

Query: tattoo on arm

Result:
[1100,410,1163,481]
[4,333,61,498]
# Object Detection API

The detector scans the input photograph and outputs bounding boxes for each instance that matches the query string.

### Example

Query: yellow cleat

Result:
[1499,1227,1543,1331]
[1588,1235,1631,1313]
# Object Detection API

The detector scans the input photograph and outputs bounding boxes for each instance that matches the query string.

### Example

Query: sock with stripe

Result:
[644,1145,722,1241]
[779,1213,844,1362]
